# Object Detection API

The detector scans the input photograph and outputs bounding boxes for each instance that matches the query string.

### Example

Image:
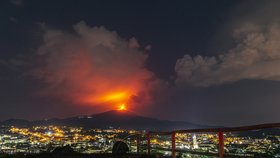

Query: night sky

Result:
[1,0,280,126]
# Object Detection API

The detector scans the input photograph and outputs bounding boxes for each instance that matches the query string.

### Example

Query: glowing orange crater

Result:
[118,104,127,111]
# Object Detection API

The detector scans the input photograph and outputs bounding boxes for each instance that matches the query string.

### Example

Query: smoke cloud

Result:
[33,21,161,110]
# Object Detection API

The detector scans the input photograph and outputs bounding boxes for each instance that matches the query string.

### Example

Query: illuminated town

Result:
[0,125,279,157]
[0,125,140,154]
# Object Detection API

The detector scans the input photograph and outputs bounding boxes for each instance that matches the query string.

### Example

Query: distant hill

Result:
[236,128,280,138]
[0,118,31,127]
[0,110,208,131]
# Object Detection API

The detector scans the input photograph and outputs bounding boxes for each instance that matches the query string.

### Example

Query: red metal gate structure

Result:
[140,123,280,158]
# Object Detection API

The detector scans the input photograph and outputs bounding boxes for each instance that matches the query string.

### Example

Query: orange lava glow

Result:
[118,104,127,111]
[101,92,129,102]
[81,91,132,110]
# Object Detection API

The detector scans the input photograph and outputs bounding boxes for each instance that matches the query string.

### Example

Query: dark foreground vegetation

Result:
[0,153,156,158]
[0,145,156,158]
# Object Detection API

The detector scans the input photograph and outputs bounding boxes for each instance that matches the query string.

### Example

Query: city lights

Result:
[1,125,279,157]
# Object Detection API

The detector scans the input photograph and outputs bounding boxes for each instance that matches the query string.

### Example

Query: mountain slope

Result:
[0,110,207,131]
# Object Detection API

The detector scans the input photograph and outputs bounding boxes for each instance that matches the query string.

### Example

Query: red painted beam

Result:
[171,132,176,158]
[218,131,224,158]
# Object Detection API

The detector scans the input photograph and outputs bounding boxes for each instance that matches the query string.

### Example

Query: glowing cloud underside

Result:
[33,21,161,111]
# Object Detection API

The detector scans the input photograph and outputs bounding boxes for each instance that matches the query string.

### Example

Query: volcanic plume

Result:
[33,21,160,111]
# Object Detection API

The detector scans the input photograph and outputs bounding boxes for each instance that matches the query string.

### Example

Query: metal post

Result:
[171,131,176,158]
[218,131,224,158]
[147,132,151,155]
[136,135,140,154]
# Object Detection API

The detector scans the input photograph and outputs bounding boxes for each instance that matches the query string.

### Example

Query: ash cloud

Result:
[33,21,163,109]
[175,1,280,87]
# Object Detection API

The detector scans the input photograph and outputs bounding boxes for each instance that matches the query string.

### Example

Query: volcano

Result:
[0,110,207,131]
